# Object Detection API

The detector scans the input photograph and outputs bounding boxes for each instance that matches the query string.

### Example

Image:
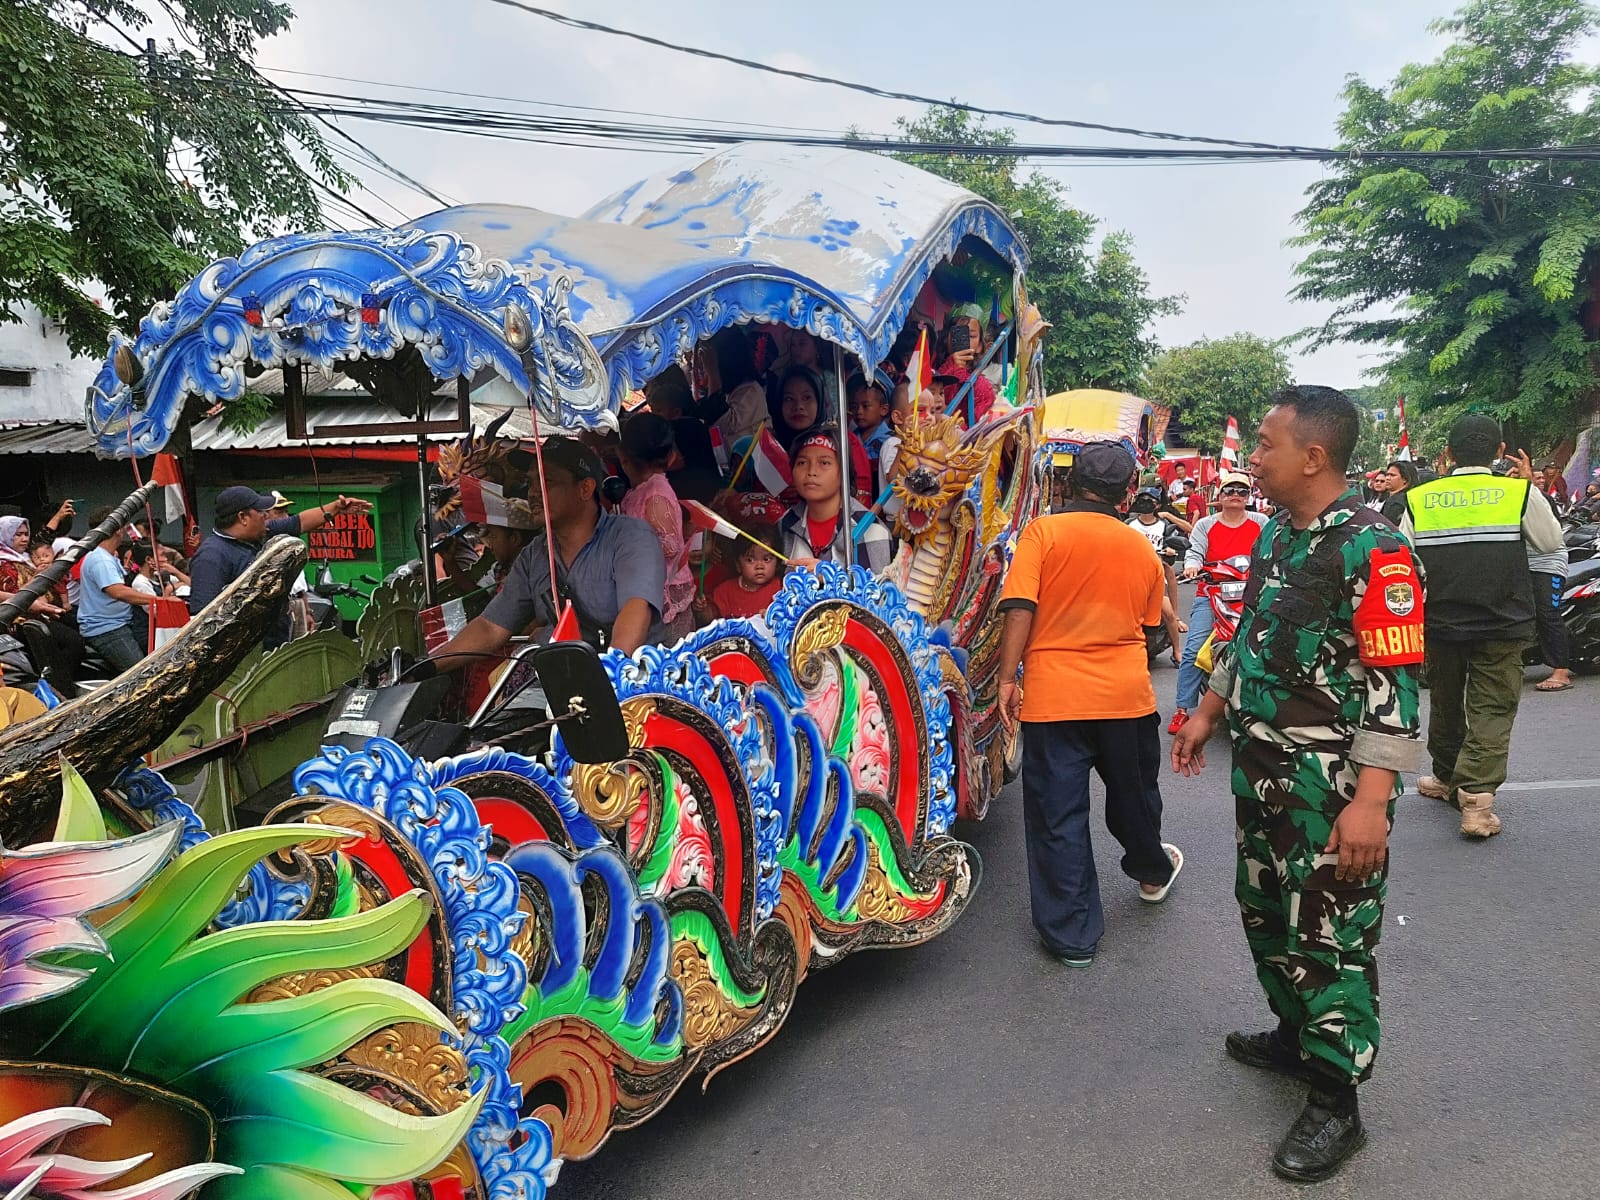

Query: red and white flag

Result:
[150,453,187,525]
[148,596,189,653]
[1220,416,1241,470]
[709,425,728,473]
[1395,395,1412,461]
[682,498,743,542]
[750,426,792,497]
[457,477,536,529]
[906,327,933,415]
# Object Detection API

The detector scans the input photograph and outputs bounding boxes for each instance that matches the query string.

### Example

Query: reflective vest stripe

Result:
[1411,528,1524,545]
[1407,475,1529,536]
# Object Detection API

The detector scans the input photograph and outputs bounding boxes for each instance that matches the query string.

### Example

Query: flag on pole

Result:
[906,327,933,417]
[1220,416,1241,470]
[681,499,790,561]
[457,476,538,529]
[550,601,581,643]
[709,425,728,473]
[1395,395,1412,461]
[150,453,187,525]
[750,427,793,497]
[148,597,190,654]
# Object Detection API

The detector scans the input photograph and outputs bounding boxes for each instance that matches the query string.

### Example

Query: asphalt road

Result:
[563,657,1600,1200]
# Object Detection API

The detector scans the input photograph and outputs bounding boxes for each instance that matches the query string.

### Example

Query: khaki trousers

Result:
[1425,638,1525,798]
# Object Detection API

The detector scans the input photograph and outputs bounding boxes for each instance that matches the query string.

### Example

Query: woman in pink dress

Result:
[619,413,695,639]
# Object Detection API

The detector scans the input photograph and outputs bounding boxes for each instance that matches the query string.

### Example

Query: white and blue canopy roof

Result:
[89,144,1025,457]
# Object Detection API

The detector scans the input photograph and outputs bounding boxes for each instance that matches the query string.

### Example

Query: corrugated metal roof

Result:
[189,398,542,451]
[0,398,552,456]
[0,421,99,455]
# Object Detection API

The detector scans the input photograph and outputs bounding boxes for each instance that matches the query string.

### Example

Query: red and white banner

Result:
[1395,395,1412,461]
[1220,416,1241,470]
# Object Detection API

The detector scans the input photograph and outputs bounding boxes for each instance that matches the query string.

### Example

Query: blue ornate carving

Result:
[763,563,958,837]
[587,641,783,926]
[89,227,609,458]
[291,737,541,1200]
[114,765,310,925]
[601,278,873,411]
[427,743,606,852]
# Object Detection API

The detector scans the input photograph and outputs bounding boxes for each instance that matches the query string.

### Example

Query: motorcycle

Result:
[1193,553,1253,672]
[1144,531,1193,665]
[1524,555,1600,673]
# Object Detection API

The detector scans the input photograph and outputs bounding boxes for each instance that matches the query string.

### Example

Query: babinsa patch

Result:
[1384,581,1416,617]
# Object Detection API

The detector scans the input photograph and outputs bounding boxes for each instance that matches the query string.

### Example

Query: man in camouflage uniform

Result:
[1173,386,1424,1183]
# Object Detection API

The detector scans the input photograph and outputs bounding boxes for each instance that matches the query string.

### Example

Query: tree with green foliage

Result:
[1292,0,1600,451]
[887,106,1182,394]
[1141,333,1293,454]
[0,0,348,357]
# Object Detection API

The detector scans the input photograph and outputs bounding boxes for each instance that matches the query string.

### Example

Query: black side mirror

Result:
[531,641,629,764]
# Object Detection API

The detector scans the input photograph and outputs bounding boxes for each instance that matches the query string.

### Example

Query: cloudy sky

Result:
[255,0,1461,387]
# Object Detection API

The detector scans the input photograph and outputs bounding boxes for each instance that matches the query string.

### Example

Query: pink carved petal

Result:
[12,1151,151,1188]
[62,1161,243,1200]
[0,824,180,921]
[0,1109,109,1173]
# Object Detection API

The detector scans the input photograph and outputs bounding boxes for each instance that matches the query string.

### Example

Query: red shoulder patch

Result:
[1353,545,1425,667]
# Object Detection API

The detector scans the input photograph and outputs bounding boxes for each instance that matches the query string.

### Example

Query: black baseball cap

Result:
[1073,441,1137,497]
[538,436,606,485]
[215,486,276,521]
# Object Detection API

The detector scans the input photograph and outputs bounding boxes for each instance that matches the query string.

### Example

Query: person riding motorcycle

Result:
[1127,487,1191,664]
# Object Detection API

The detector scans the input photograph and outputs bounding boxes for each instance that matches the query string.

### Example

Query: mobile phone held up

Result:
[947,322,971,354]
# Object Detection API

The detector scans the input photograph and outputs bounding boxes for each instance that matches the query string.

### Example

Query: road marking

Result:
[1491,778,1600,793]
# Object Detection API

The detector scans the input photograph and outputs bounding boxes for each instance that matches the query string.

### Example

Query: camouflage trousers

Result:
[1235,793,1391,1086]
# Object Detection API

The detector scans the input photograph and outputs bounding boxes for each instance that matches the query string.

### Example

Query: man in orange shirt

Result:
[998,442,1184,968]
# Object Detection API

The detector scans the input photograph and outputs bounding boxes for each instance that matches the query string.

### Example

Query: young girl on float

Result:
[707,521,784,620]
[778,425,893,573]
[773,366,872,506]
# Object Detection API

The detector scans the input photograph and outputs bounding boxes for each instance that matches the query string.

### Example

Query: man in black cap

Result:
[187,485,371,649]
[435,437,666,662]
[995,440,1182,969]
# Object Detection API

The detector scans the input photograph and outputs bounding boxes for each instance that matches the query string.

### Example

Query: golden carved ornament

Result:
[670,938,757,1049]
[247,963,384,1004]
[569,699,654,828]
[853,840,915,924]
[793,604,850,687]
[294,803,388,857]
[342,1022,473,1113]
[929,505,976,619]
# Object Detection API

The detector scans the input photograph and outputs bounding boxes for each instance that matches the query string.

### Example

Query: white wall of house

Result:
[0,303,102,422]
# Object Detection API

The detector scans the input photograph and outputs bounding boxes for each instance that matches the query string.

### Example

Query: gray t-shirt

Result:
[483,510,667,643]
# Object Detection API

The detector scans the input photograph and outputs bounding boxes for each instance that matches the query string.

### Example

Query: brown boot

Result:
[1457,789,1503,839]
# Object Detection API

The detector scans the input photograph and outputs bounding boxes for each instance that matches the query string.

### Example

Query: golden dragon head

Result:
[889,412,989,540]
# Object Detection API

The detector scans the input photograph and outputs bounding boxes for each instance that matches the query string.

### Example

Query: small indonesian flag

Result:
[1395,395,1412,461]
[907,327,933,414]
[151,453,187,525]
[458,476,517,527]
[682,498,742,542]
[1220,416,1241,469]
[148,596,190,654]
[709,425,728,473]
[751,426,792,497]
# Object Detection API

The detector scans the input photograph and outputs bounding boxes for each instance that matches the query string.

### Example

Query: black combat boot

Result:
[1224,1025,1308,1081]
[1271,1083,1366,1182]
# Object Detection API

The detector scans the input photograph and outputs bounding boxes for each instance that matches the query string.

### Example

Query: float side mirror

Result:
[531,641,629,764]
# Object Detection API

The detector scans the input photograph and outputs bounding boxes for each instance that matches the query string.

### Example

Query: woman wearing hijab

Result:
[0,516,57,616]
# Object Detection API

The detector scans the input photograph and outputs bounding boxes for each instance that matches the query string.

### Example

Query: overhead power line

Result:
[480,0,1331,154]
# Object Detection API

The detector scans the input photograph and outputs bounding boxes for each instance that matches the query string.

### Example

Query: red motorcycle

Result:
[1196,553,1253,665]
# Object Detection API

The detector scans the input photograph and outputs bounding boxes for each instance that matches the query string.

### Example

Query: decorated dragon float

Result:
[0,145,1043,1198]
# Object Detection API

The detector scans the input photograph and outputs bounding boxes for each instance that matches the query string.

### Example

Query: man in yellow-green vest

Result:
[1400,414,1563,838]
